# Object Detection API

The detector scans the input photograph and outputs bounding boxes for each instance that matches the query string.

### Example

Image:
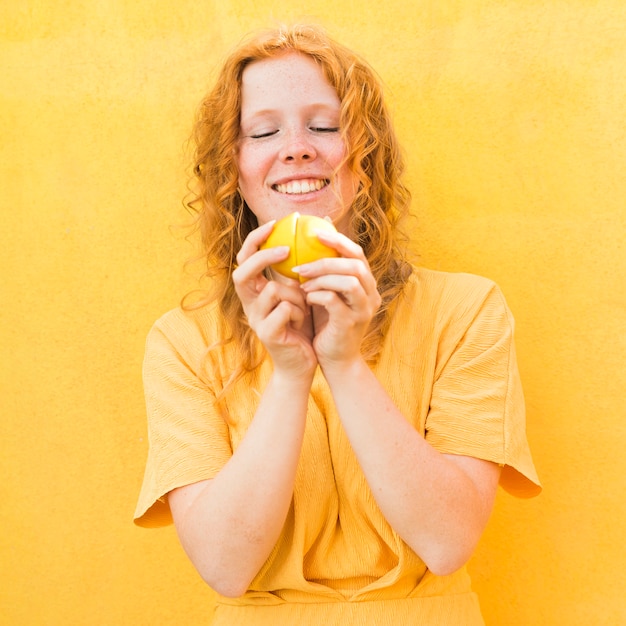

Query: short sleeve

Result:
[134,312,233,527]
[425,283,541,498]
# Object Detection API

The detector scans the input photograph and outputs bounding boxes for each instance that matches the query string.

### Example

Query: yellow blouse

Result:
[135,267,541,625]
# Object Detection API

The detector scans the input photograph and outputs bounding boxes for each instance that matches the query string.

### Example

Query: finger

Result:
[306,288,376,322]
[259,300,305,341]
[248,280,308,323]
[235,220,276,265]
[233,245,290,293]
[303,275,367,309]
[314,229,368,262]
[298,257,377,294]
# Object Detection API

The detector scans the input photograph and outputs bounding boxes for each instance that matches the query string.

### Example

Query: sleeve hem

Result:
[500,463,542,499]
[430,439,542,499]
[134,496,173,528]
[133,469,221,529]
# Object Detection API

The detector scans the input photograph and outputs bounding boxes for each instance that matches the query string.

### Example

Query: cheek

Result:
[237,145,270,187]
[235,147,252,183]
[324,136,348,167]
[340,169,359,204]
[236,149,272,215]
[333,140,357,191]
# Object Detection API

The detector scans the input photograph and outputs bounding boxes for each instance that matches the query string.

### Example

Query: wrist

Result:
[271,364,316,390]
[319,355,367,384]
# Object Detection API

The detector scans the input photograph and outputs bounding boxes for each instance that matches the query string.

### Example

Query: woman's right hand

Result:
[232,220,317,378]
[171,221,317,596]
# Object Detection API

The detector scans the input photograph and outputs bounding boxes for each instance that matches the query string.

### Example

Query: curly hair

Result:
[183,23,413,387]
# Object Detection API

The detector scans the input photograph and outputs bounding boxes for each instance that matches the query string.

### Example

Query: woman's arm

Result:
[168,369,312,597]
[299,230,501,575]
[321,358,500,576]
[169,222,318,597]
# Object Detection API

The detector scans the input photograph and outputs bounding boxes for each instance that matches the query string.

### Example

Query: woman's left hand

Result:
[296,229,381,368]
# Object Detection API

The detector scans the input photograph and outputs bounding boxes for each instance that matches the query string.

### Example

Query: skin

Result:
[236,52,359,236]
[168,52,501,598]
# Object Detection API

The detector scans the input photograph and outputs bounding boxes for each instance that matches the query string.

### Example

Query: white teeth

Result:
[274,179,328,194]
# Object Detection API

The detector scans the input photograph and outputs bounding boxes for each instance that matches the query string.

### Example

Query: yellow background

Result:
[2,1,625,624]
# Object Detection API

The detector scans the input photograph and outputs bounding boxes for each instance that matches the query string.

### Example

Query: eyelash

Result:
[250,130,277,139]
[249,127,339,139]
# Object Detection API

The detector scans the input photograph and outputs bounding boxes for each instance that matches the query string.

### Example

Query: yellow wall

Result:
[2,1,624,624]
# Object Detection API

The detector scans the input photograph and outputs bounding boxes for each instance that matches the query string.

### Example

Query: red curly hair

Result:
[184,24,412,386]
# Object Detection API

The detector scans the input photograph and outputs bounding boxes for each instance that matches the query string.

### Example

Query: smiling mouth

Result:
[273,178,330,195]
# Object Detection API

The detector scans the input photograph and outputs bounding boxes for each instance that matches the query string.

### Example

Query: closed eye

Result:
[249,130,278,139]
[311,127,339,133]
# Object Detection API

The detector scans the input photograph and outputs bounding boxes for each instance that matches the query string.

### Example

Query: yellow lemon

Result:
[261,212,338,281]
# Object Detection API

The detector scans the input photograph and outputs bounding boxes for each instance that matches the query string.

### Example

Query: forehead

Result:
[240,52,340,113]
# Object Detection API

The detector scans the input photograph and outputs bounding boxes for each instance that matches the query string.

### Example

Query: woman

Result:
[135,24,541,625]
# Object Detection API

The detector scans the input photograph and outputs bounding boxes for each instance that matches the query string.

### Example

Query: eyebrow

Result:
[240,102,341,120]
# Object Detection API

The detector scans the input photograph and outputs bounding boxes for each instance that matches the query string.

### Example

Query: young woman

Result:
[135,24,541,625]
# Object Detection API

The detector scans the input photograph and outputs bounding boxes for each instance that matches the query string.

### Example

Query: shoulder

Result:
[145,301,227,372]
[408,266,498,299]
[404,266,510,321]
[150,301,223,345]
[386,266,517,357]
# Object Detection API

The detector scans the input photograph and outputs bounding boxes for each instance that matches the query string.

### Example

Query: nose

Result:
[279,130,317,162]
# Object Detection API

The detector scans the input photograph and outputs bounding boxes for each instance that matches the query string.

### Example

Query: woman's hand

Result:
[232,221,317,378]
[296,229,381,369]
[297,232,500,576]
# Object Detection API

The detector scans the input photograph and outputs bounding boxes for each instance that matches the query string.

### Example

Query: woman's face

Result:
[236,53,358,236]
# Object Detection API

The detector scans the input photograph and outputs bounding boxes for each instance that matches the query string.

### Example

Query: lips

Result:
[272,178,330,195]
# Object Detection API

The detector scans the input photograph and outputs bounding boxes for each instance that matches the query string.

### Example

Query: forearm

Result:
[322,358,499,576]
[170,370,313,596]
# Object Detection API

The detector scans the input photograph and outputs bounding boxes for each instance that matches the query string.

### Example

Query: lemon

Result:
[261,212,338,281]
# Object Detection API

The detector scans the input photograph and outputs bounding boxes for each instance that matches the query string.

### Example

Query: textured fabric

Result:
[134,267,541,624]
